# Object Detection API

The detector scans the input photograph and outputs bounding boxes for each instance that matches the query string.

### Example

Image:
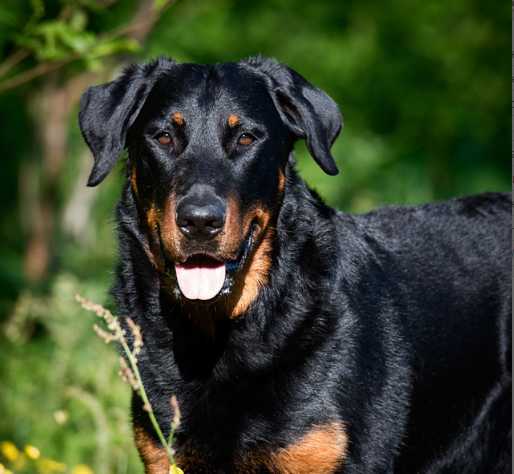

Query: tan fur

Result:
[171,111,185,126]
[230,208,273,318]
[131,166,139,197]
[265,422,348,474]
[227,172,286,317]
[134,426,169,474]
[146,205,158,232]
[219,195,244,255]
[144,204,165,272]
[228,114,240,127]
[160,194,182,262]
[278,170,286,194]
[170,422,347,473]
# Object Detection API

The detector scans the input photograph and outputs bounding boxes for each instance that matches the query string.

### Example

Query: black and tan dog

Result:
[79,57,511,473]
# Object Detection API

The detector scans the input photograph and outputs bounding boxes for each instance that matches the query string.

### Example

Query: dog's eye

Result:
[156,132,173,146]
[238,133,255,146]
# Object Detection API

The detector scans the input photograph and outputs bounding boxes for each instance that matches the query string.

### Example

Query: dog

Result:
[79,56,511,473]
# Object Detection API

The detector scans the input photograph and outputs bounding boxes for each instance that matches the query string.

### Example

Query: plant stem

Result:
[119,337,176,465]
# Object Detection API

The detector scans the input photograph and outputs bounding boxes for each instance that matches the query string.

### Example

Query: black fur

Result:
[79,56,512,473]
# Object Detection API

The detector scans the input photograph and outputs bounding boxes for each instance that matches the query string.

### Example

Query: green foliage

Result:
[5,3,139,70]
[16,13,138,63]
[0,274,141,473]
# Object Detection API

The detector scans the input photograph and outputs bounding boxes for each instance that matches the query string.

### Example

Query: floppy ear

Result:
[244,57,342,175]
[78,62,164,186]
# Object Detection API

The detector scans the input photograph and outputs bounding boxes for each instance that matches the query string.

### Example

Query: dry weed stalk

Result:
[75,294,183,473]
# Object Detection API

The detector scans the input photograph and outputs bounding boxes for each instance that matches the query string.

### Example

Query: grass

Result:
[75,295,183,474]
[0,274,142,473]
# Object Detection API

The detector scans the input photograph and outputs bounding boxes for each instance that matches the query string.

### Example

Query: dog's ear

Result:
[79,61,165,186]
[244,57,342,175]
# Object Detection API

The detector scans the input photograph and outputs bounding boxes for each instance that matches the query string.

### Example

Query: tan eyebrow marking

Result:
[171,111,185,126]
[228,114,240,128]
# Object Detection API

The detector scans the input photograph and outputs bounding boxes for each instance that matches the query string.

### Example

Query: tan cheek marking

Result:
[228,114,240,128]
[171,111,184,126]
[146,205,158,232]
[220,195,243,255]
[278,170,286,194]
[130,166,139,197]
[160,194,182,262]
[230,206,273,318]
[134,426,170,474]
[144,205,165,272]
[265,422,348,474]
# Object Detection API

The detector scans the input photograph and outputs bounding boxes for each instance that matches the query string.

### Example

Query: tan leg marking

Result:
[134,426,170,474]
[265,422,348,474]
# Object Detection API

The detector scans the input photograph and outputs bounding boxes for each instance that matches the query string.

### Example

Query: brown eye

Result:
[238,133,255,146]
[156,132,173,146]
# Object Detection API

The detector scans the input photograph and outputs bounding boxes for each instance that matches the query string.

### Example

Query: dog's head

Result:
[79,57,342,316]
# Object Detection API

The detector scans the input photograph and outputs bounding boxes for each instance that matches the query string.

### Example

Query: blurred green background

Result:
[0,0,510,472]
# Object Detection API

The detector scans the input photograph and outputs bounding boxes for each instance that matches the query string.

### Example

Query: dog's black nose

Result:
[176,200,225,239]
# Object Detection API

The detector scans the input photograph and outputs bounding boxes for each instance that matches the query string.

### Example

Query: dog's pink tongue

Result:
[175,262,226,300]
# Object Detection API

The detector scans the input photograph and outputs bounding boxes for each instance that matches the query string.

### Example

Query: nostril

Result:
[206,216,224,230]
[176,202,226,238]
[178,218,194,234]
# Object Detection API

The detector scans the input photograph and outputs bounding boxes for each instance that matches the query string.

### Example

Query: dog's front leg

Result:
[133,424,170,474]
[132,392,170,474]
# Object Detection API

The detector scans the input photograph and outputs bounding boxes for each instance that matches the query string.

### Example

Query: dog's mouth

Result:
[174,256,226,301]
[162,224,255,302]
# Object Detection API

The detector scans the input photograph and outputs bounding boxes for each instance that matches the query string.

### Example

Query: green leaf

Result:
[86,38,140,59]
[154,0,170,11]
[69,9,88,32]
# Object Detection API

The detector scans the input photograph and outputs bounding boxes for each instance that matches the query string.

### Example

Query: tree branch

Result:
[0,49,30,79]
[0,0,176,94]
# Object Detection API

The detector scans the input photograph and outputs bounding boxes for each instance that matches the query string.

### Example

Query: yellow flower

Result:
[37,458,67,473]
[0,464,12,474]
[24,445,41,460]
[72,465,94,474]
[169,466,184,474]
[0,442,19,462]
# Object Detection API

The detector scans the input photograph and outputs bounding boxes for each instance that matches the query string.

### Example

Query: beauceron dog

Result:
[79,56,511,473]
